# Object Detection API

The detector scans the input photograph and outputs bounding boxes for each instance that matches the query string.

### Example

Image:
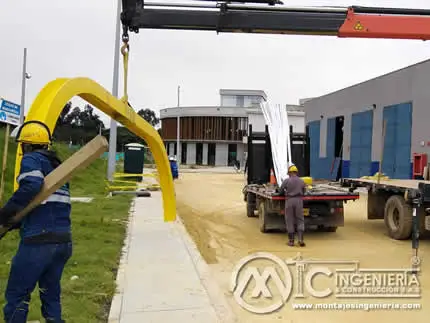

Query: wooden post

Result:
[0,124,10,203]
[378,120,387,184]
[0,135,109,238]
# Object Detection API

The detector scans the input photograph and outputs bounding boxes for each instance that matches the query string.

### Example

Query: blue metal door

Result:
[326,117,337,180]
[382,102,412,179]
[308,120,320,179]
[382,105,397,178]
[350,110,373,178]
[359,110,373,177]
[395,103,412,179]
[349,114,361,178]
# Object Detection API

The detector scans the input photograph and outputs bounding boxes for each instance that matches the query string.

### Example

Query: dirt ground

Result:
[175,172,429,323]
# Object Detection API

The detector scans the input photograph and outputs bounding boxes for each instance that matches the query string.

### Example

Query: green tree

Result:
[56,102,72,127]
[53,102,159,150]
[137,108,159,127]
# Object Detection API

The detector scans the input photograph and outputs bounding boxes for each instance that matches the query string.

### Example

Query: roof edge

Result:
[305,57,430,103]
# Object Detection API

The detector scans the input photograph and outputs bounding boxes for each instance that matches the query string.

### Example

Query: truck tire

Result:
[384,195,413,240]
[259,201,268,233]
[246,193,257,217]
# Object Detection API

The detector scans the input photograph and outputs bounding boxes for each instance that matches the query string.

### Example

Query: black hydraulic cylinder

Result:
[125,7,346,34]
[411,199,420,275]
[408,186,424,275]
[411,200,420,251]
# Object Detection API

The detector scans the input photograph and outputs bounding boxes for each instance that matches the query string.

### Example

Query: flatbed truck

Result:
[243,125,360,233]
[341,177,430,240]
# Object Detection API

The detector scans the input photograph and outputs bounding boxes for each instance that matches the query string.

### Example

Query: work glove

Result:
[0,208,15,226]
[0,208,20,240]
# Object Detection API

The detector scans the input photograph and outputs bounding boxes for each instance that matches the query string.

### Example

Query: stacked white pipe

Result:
[260,101,293,186]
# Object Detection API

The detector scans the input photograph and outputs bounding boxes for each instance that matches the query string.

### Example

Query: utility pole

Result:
[20,48,31,125]
[176,86,180,163]
[177,85,180,107]
[107,0,122,181]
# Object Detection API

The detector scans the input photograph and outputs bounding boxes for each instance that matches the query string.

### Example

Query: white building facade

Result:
[160,89,305,167]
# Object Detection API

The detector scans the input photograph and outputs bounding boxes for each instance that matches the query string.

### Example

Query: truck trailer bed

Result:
[246,184,360,201]
[244,183,359,233]
[342,178,430,190]
[341,177,430,242]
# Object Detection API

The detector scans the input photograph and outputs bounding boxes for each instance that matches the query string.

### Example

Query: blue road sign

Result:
[0,99,21,126]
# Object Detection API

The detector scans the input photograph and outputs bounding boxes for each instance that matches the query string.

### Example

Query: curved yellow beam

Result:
[14,77,176,222]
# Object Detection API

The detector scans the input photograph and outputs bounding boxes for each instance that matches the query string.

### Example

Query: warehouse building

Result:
[304,58,430,180]
[160,89,305,166]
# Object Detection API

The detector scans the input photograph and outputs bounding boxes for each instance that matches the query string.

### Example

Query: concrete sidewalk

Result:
[108,191,237,323]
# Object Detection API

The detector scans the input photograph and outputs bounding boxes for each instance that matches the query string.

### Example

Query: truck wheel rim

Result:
[388,206,400,231]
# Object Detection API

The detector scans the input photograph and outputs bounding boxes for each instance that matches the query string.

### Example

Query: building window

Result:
[221,95,236,107]
[239,117,247,130]
[236,95,245,107]
[181,143,187,164]
[250,95,261,105]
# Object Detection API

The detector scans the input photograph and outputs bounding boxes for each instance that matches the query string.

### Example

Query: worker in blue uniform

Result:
[169,155,178,179]
[0,121,72,323]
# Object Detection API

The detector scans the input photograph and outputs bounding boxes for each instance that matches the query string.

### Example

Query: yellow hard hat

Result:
[288,165,298,173]
[16,120,52,145]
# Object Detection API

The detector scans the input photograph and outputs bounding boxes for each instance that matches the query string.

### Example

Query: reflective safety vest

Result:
[3,150,71,239]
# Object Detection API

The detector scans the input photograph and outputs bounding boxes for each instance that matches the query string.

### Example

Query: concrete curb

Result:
[174,215,238,323]
[108,200,136,323]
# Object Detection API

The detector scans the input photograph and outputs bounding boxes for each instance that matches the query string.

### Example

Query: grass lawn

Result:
[0,128,133,322]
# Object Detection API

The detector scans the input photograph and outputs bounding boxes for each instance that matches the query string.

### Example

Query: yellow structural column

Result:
[14,77,176,222]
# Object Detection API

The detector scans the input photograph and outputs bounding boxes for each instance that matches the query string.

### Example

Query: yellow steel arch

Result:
[14,77,176,222]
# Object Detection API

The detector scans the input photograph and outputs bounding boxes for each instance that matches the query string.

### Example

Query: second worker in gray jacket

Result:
[279,165,306,247]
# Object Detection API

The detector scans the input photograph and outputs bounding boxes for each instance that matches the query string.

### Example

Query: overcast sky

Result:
[1,0,430,126]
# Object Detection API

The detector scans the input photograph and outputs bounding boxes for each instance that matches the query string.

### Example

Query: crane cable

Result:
[121,25,130,103]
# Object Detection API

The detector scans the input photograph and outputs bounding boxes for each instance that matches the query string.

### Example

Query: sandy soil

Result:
[174,172,429,323]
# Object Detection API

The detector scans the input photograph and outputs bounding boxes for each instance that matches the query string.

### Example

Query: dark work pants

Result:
[285,197,304,234]
[4,241,72,323]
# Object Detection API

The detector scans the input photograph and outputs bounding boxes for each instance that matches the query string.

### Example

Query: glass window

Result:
[250,96,261,104]
[236,96,245,107]
[221,95,236,106]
